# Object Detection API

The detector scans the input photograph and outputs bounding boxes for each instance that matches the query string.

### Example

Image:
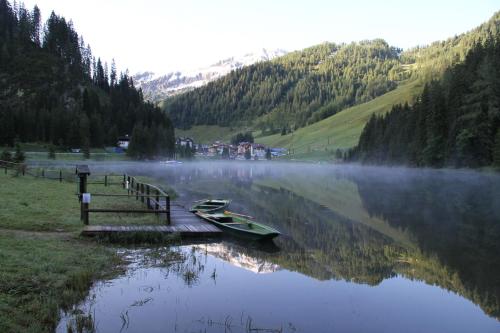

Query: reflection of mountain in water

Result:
[135,163,500,319]
[194,242,281,274]
[351,170,500,319]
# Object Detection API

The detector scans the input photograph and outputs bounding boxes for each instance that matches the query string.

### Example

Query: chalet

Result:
[252,144,266,159]
[237,143,267,159]
[176,137,194,149]
[117,135,131,150]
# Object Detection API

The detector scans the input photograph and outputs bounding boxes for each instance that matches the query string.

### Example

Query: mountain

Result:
[164,40,406,131]
[133,48,287,102]
[168,11,500,164]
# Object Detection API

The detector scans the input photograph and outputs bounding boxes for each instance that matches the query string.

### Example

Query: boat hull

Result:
[190,199,230,214]
[195,212,280,241]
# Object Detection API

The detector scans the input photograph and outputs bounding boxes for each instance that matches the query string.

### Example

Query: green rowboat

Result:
[195,211,281,241]
[189,199,231,213]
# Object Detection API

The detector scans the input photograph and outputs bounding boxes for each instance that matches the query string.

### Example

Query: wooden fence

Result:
[1,160,172,226]
[77,170,171,225]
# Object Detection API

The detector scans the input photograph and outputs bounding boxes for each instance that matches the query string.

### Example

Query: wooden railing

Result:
[78,172,171,226]
[123,174,171,224]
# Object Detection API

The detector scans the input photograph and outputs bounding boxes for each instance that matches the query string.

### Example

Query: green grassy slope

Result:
[256,80,423,158]
[175,80,422,151]
[175,125,248,143]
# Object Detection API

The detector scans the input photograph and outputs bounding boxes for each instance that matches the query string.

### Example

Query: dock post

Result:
[75,165,90,222]
[83,203,89,225]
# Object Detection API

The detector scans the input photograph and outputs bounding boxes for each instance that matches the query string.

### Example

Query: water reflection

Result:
[62,162,500,332]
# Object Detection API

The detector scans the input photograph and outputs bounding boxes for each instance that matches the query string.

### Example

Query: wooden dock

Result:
[81,204,222,238]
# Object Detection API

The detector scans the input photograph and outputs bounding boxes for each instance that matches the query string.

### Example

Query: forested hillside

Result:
[165,40,406,131]
[352,37,500,168]
[0,0,175,158]
[165,12,500,145]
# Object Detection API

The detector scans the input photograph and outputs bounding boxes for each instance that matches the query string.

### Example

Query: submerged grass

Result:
[0,230,122,333]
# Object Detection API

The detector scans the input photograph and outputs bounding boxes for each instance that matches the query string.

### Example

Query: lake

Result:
[56,162,500,333]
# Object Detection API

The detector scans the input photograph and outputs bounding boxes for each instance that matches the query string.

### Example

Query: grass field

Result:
[256,80,423,159]
[175,125,248,144]
[1,143,130,162]
[0,170,174,332]
[24,151,130,162]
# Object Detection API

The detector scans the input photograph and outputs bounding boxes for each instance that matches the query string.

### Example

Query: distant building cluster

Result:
[175,137,288,160]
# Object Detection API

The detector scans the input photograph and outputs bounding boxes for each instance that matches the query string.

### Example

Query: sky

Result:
[19,0,500,74]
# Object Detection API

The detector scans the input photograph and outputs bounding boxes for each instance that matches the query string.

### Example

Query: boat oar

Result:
[224,210,255,220]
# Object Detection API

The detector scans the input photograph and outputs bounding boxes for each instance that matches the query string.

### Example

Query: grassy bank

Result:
[0,170,168,332]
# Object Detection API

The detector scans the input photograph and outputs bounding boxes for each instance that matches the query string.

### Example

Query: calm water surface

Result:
[55,162,500,333]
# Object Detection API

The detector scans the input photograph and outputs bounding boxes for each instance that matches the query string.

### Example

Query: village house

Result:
[236,142,267,160]
[176,137,195,149]
[117,135,130,150]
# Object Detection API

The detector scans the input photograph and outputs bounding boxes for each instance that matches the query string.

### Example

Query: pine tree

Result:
[14,143,25,163]
[265,148,272,160]
[48,145,56,159]
[82,138,90,159]
[244,148,251,160]
[1,149,12,162]
[493,130,500,167]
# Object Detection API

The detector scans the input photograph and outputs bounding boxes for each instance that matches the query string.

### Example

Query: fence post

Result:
[59,170,62,182]
[127,176,131,195]
[22,165,25,176]
[104,175,108,187]
[155,189,160,215]
[136,182,139,200]
[41,169,45,178]
[146,185,150,208]
[4,166,6,174]
[166,196,171,225]
[140,183,145,203]
[123,174,126,189]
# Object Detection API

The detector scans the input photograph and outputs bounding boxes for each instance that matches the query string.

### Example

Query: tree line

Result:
[0,0,175,158]
[350,36,500,168]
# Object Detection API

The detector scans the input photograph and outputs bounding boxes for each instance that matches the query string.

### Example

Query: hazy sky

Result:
[20,0,500,74]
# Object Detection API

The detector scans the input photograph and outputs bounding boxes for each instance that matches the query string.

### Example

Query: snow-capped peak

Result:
[133,48,287,102]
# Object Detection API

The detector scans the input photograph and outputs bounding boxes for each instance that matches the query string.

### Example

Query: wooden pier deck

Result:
[81,204,222,238]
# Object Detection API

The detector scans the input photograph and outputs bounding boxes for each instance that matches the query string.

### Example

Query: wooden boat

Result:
[195,211,281,241]
[189,199,231,213]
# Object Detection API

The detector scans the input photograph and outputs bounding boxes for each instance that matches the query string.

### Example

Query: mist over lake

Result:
[52,161,500,333]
